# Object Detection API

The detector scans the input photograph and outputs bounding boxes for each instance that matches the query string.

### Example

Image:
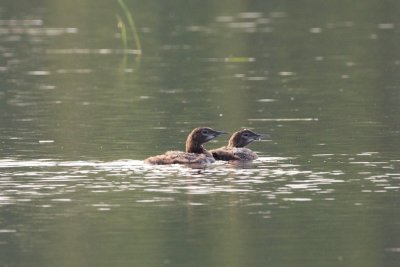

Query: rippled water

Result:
[1,0,400,266]
[1,153,398,206]
[1,153,400,266]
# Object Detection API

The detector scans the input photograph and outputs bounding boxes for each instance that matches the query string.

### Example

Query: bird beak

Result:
[214,130,228,136]
[256,133,270,140]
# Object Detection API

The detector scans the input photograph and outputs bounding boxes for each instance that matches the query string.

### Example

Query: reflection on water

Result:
[1,153,400,266]
[1,153,399,207]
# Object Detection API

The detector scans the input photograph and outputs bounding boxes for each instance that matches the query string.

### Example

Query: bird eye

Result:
[201,129,209,135]
[243,133,249,137]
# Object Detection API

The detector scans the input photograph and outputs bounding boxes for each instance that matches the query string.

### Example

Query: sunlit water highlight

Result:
[1,153,398,209]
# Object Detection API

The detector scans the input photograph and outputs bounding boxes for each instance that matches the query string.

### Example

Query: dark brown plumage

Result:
[210,129,264,161]
[144,127,226,165]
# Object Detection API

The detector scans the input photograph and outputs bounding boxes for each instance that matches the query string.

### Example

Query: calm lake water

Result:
[1,0,400,266]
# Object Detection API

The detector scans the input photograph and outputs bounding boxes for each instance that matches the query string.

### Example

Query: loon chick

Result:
[144,127,227,165]
[210,129,264,161]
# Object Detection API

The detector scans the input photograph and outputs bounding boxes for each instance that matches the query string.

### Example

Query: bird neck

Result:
[227,140,236,148]
[228,137,242,148]
[186,139,206,153]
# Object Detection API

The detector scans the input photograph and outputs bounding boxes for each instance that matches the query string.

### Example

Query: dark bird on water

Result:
[210,129,265,161]
[144,127,227,165]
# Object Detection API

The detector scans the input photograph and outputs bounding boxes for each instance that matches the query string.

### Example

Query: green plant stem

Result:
[118,0,142,54]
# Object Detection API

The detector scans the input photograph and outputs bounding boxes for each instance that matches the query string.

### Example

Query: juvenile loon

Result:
[210,129,264,161]
[144,127,227,165]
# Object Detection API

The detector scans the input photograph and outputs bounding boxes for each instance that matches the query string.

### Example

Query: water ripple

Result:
[0,154,398,210]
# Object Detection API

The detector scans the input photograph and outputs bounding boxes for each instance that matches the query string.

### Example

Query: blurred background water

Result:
[0,0,400,266]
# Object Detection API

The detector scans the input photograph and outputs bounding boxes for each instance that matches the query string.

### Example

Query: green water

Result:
[1,0,400,266]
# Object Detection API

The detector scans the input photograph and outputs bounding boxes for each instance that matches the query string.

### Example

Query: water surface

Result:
[1,0,400,266]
